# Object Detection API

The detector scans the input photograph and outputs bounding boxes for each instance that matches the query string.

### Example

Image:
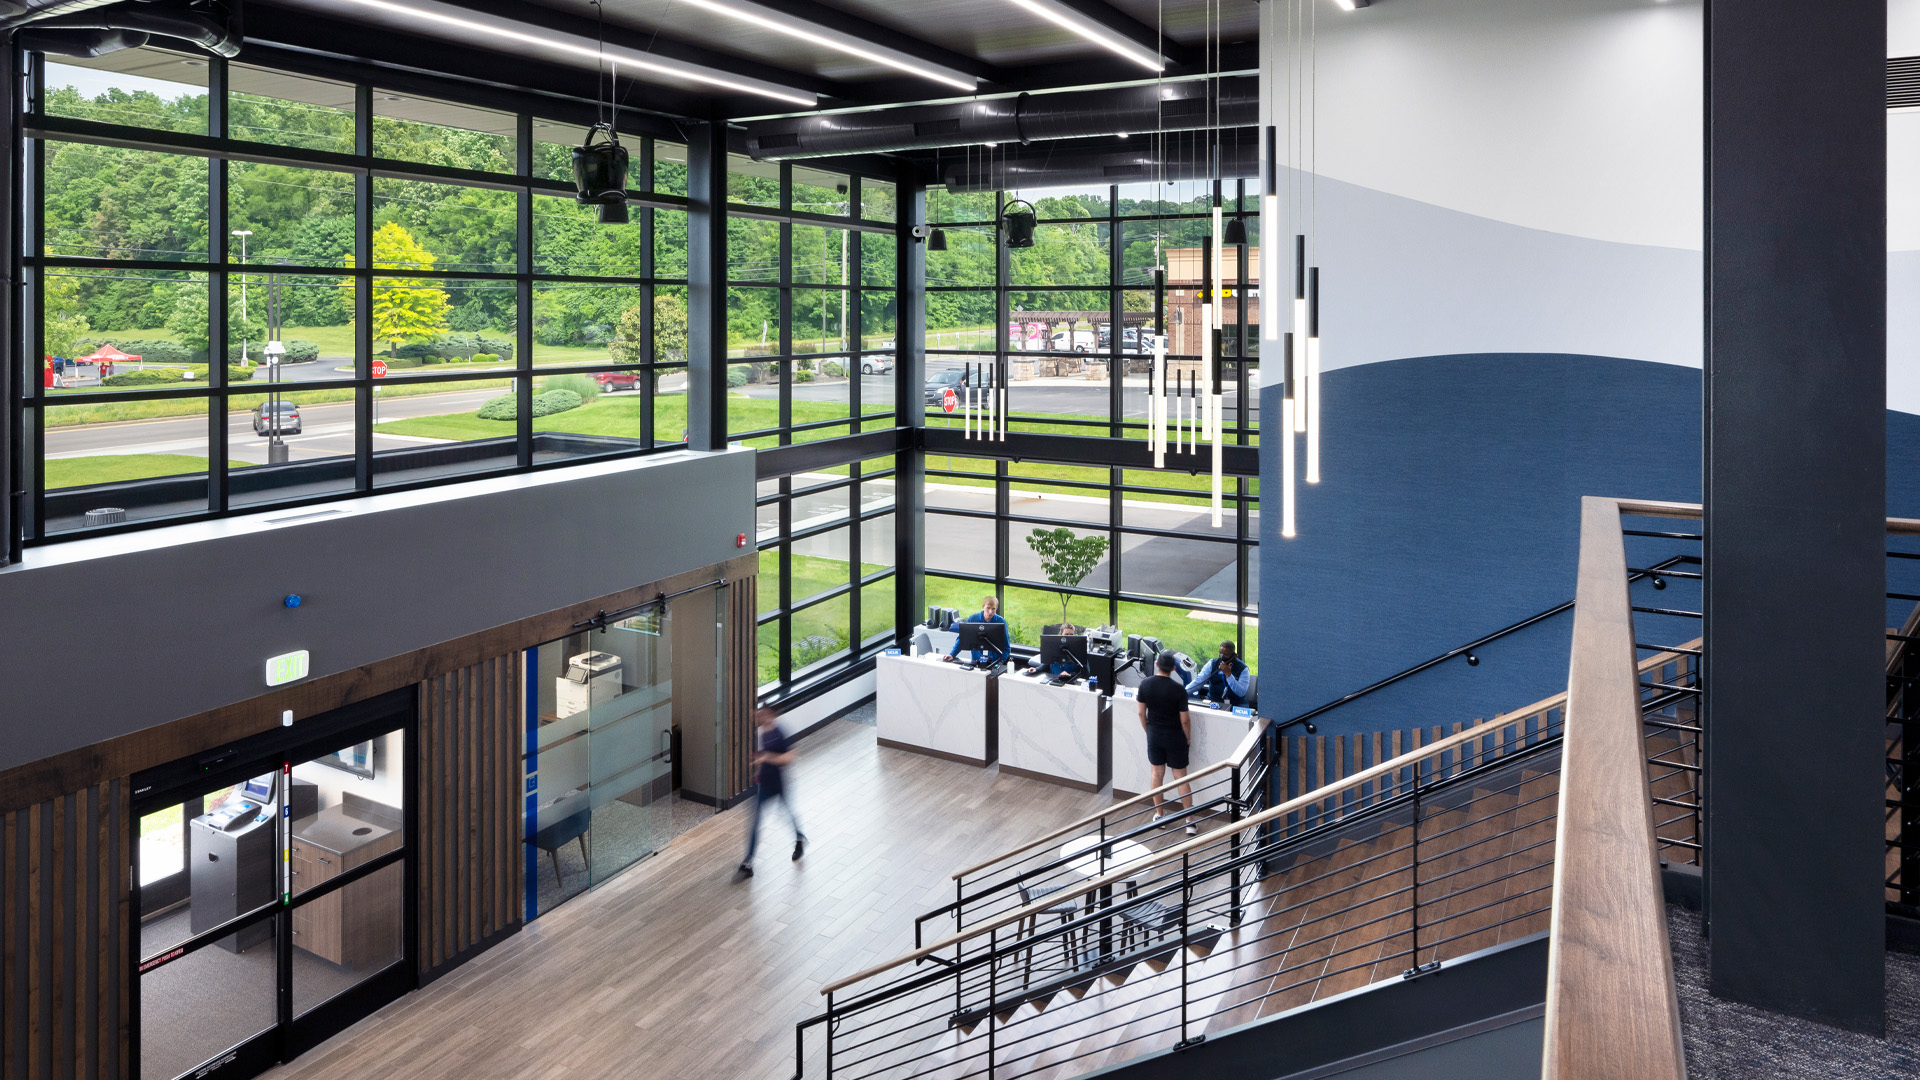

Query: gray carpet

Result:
[841,702,877,727]
[138,905,384,1080]
[1668,905,1920,1077]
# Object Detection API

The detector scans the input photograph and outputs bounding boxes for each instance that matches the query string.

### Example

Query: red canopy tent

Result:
[77,343,140,374]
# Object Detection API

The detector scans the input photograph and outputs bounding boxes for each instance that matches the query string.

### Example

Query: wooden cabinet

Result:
[291,807,404,970]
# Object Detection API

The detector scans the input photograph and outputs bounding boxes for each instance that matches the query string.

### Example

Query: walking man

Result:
[739,706,806,877]
[1137,652,1196,835]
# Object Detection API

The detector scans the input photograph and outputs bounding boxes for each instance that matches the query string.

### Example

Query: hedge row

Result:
[393,333,515,363]
[476,388,581,421]
[102,366,255,387]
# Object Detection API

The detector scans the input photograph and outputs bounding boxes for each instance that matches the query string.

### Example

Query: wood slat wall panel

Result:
[0,781,127,1080]
[417,655,525,981]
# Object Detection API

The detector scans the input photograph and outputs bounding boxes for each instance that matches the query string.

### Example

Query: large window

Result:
[755,454,897,691]
[24,48,694,537]
[921,181,1262,666]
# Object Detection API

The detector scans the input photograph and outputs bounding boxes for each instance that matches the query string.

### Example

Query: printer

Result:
[557,650,623,718]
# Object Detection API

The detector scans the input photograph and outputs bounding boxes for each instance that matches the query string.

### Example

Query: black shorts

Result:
[1146,728,1190,770]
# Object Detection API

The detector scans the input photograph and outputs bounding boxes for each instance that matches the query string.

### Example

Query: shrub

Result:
[727,366,750,388]
[476,388,583,421]
[823,361,846,378]
[470,352,500,364]
[795,370,815,383]
[103,369,185,387]
[477,333,515,362]
[101,339,192,367]
[226,366,255,383]
[797,357,814,372]
[227,338,319,364]
[542,373,601,402]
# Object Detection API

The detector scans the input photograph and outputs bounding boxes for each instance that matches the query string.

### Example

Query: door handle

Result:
[661,728,673,765]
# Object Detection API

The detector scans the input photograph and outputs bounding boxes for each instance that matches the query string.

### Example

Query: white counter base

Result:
[875,652,999,766]
[998,673,1111,791]
[1110,688,1253,798]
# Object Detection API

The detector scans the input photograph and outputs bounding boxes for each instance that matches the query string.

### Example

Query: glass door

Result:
[135,759,285,1080]
[132,692,413,1080]
[524,610,675,917]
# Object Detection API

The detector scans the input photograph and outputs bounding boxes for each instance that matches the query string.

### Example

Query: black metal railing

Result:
[1885,535,1920,908]
[793,719,1564,1080]
[1277,554,1700,737]
[1621,516,1704,868]
[916,723,1274,953]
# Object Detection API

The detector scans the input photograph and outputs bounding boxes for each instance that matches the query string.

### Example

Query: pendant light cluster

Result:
[1145,0,1234,530]
[1261,0,1326,540]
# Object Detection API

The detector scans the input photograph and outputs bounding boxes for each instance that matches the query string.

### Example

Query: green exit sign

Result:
[265,650,310,687]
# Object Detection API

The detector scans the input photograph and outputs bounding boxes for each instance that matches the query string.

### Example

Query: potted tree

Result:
[1025,527,1110,628]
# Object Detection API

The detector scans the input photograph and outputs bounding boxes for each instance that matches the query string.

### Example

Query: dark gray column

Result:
[686,117,729,452]
[4,45,20,563]
[894,169,926,646]
[1704,0,1886,1033]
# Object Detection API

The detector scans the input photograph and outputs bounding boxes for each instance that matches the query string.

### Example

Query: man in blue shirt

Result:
[942,595,1008,666]
[739,707,805,878]
[1186,641,1252,707]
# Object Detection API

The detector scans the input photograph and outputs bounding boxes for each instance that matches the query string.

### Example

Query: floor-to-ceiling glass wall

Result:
[522,583,732,918]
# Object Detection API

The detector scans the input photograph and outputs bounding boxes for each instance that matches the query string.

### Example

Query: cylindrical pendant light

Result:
[1292,234,1308,434]
[1307,266,1321,484]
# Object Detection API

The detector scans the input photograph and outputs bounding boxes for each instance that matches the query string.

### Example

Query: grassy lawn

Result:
[373,392,856,448]
[47,454,248,488]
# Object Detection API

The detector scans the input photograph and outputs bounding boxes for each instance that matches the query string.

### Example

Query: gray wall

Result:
[0,449,756,774]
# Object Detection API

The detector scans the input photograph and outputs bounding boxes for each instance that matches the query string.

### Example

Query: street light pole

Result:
[232,229,253,366]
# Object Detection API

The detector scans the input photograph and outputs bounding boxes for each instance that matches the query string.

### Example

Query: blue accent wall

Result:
[1260,353,1920,737]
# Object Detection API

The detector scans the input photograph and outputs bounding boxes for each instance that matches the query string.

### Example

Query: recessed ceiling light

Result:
[999,0,1164,72]
[331,0,817,107]
[670,0,975,91]
[1333,0,1370,10]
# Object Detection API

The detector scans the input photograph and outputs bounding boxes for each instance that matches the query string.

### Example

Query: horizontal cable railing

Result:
[1885,516,1920,908]
[917,721,1273,949]
[795,710,1568,1080]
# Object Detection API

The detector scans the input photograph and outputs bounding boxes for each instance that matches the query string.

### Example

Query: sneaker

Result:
[792,837,807,861]
[1185,824,1199,837]
[1150,811,1172,826]
[738,862,754,877]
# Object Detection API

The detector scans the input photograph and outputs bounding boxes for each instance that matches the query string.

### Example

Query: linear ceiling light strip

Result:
[670,0,977,91]
[331,0,818,106]
[1002,0,1165,72]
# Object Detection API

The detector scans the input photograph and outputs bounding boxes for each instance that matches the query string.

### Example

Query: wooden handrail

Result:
[824,709,1544,995]
[1615,498,1703,520]
[1541,497,1687,1080]
[950,717,1271,880]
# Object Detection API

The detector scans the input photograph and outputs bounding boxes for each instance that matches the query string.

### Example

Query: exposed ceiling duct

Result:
[4,0,243,58]
[939,127,1259,191]
[743,75,1256,161]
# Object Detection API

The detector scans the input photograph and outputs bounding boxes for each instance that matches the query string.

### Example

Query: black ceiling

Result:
[249,0,1260,121]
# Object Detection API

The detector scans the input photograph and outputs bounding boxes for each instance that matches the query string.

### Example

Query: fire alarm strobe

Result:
[737,533,748,548]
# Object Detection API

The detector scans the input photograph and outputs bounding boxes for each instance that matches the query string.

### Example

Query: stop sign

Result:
[942,387,958,413]
[371,359,388,378]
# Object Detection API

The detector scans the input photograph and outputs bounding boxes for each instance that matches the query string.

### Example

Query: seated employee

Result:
[1185,641,1252,706]
[1031,622,1083,677]
[942,595,1009,666]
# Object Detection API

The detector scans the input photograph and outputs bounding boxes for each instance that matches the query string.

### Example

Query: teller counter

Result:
[875,651,999,766]
[997,671,1110,791]
[1109,690,1255,798]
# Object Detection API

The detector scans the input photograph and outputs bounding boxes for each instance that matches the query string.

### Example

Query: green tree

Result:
[1025,527,1110,626]
[41,273,92,358]
[352,222,450,354]
[165,286,209,355]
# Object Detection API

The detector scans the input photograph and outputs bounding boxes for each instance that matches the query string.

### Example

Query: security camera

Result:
[910,224,934,240]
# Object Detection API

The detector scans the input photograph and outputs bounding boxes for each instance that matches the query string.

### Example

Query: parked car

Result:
[252,400,301,436]
[1049,330,1094,353]
[923,367,985,405]
[861,355,894,376]
[596,371,642,391]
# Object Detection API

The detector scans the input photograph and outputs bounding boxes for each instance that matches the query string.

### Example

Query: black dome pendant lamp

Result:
[572,0,630,224]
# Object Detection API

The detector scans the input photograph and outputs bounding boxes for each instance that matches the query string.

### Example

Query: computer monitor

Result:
[953,620,1009,660]
[242,774,276,803]
[1041,634,1091,674]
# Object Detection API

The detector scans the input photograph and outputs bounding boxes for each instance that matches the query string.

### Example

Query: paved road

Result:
[765,474,1257,606]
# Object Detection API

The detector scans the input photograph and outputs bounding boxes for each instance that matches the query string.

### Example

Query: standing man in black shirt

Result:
[1137,652,1197,836]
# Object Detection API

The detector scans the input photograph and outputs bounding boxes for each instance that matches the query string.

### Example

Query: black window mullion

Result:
[848,179,861,428]
[353,84,373,492]
[25,129,44,546]
[208,59,229,515]
[515,113,533,468]
[779,483,792,685]
[847,457,861,661]
[1108,183,1122,439]
[1110,466,1123,628]
[641,137,656,450]
[779,201,794,443]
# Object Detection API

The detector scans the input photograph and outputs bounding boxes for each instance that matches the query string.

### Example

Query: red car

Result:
[595,371,642,391]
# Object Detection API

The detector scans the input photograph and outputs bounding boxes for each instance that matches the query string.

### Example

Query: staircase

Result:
[790,645,1693,1080]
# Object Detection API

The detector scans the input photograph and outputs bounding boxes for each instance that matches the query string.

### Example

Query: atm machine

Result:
[556,650,623,718]
[189,773,316,952]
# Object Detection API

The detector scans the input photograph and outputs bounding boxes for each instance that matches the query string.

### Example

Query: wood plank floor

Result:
[261,720,1113,1080]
